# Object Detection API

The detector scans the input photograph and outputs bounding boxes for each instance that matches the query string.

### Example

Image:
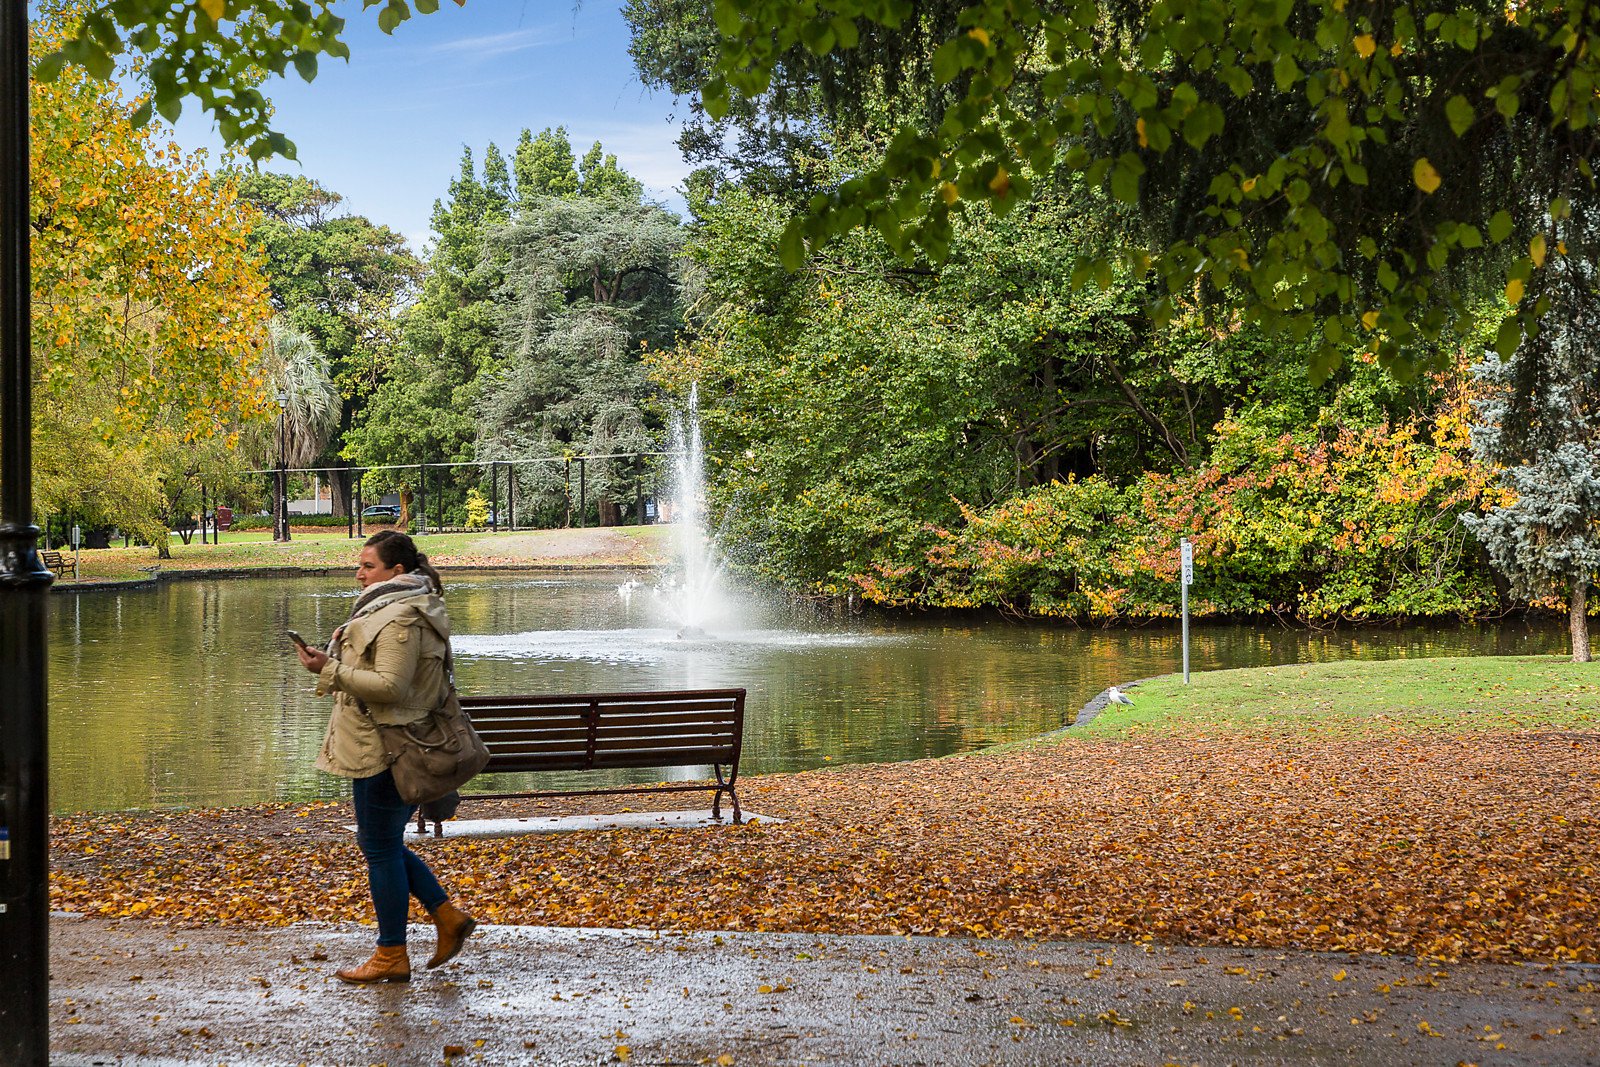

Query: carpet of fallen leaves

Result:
[51,731,1600,964]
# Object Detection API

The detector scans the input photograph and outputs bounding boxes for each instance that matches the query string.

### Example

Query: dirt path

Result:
[49,915,1599,1066]
[462,527,665,565]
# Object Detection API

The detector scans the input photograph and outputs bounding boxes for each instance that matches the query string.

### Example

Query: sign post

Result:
[1180,537,1193,685]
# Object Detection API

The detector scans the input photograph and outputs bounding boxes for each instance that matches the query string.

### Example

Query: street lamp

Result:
[1,4,55,1061]
[275,389,290,543]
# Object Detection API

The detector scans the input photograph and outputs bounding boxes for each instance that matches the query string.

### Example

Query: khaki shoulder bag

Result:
[360,643,490,806]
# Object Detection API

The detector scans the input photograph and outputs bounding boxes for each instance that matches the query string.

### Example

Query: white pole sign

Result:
[1180,537,1192,684]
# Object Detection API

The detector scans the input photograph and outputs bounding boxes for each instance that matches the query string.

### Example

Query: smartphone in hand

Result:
[286,630,310,651]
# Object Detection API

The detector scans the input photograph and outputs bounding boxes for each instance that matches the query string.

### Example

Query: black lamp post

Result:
[274,389,289,543]
[1,3,55,1064]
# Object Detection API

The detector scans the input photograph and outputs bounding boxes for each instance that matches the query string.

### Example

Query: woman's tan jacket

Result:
[314,584,452,779]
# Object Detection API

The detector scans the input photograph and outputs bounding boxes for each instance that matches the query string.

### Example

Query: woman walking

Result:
[295,529,477,983]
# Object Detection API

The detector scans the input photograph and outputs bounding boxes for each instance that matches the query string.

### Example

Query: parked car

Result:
[361,505,401,523]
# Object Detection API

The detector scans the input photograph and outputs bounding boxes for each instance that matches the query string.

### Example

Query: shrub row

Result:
[228,514,364,531]
[849,414,1504,621]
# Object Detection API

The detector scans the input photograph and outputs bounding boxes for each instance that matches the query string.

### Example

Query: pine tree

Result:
[429,148,486,279]
[579,141,645,201]
[477,196,682,524]
[1463,259,1600,662]
[482,142,514,209]
[514,127,580,201]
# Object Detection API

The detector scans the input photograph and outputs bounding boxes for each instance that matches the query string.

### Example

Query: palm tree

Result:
[264,320,340,467]
[245,320,340,538]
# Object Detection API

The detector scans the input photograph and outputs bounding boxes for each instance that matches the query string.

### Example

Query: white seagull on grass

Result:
[1107,686,1135,706]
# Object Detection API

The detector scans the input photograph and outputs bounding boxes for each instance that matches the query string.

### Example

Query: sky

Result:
[172,1,692,253]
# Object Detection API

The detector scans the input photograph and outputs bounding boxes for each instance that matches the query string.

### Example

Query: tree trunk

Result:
[1479,542,1513,613]
[598,498,621,527]
[1571,575,1592,663]
[1013,432,1038,490]
[1035,354,1062,484]
[1103,355,1190,466]
[330,466,352,519]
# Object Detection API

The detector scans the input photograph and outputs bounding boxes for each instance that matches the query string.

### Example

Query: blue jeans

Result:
[352,769,447,946]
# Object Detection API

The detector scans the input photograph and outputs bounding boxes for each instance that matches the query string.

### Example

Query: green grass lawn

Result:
[1073,655,1600,739]
[53,524,675,584]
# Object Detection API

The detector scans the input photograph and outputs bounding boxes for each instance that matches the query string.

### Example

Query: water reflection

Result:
[46,573,1569,813]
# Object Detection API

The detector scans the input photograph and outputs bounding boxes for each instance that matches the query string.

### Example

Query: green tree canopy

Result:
[579,140,647,201]
[478,195,684,522]
[661,161,1433,588]
[233,171,422,435]
[514,126,581,200]
[345,136,671,524]
[343,146,506,491]
[688,0,1600,381]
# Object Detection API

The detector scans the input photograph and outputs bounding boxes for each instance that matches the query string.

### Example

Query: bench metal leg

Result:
[712,766,742,824]
[416,810,427,836]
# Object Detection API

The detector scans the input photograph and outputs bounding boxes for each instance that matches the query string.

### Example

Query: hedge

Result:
[228,514,359,531]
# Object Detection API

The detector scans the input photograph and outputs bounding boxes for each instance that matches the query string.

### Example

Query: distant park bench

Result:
[39,550,74,578]
[415,688,747,837]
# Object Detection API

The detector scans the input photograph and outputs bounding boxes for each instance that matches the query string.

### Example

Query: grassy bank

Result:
[49,524,675,585]
[1076,655,1600,739]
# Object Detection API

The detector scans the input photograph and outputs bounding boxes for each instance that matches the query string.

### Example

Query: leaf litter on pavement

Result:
[50,730,1599,964]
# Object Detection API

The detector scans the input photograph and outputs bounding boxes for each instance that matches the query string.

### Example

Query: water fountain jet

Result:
[655,385,738,639]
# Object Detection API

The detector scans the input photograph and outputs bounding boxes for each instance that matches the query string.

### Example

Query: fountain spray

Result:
[657,384,733,638]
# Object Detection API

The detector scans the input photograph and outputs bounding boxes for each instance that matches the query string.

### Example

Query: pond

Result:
[46,572,1568,813]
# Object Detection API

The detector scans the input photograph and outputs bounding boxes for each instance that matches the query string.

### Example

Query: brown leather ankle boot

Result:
[427,901,478,969]
[335,945,411,984]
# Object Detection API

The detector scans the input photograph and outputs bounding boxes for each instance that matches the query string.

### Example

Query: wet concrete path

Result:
[52,914,1599,1066]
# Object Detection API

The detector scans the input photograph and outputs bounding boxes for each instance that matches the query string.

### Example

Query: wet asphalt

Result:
[49,914,1600,1066]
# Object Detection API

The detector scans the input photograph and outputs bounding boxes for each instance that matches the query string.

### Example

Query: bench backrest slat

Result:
[595,717,737,735]
[589,709,738,730]
[461,689,743,709]
[471,727,591,747]
[592,732,736,753]
[473,713,736,739]
[588,749,736,771]
[484,752,594,773]
[486,735,736,758]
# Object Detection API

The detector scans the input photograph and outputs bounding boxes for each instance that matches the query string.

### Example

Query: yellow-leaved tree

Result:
[29,4,272,552]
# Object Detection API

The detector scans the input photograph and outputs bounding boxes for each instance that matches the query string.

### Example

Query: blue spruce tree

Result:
[1463,259,1600,662]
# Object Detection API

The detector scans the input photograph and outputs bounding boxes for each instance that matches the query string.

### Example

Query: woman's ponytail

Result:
[414,551,445,596]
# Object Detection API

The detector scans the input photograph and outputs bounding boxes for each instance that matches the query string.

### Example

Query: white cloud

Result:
[427,27,563,60]
[577,119,691,209]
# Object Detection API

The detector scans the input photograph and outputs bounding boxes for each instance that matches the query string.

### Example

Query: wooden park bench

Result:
[416,687,747,837]
[39,550,74,579]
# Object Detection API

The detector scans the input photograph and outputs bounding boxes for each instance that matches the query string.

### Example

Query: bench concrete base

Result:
[345,808,782,840]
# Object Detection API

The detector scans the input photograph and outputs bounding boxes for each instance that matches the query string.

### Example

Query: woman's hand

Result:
[296,643,330,675]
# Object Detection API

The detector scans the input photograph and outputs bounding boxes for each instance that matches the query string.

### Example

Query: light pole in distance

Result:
[275,389,290,543]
